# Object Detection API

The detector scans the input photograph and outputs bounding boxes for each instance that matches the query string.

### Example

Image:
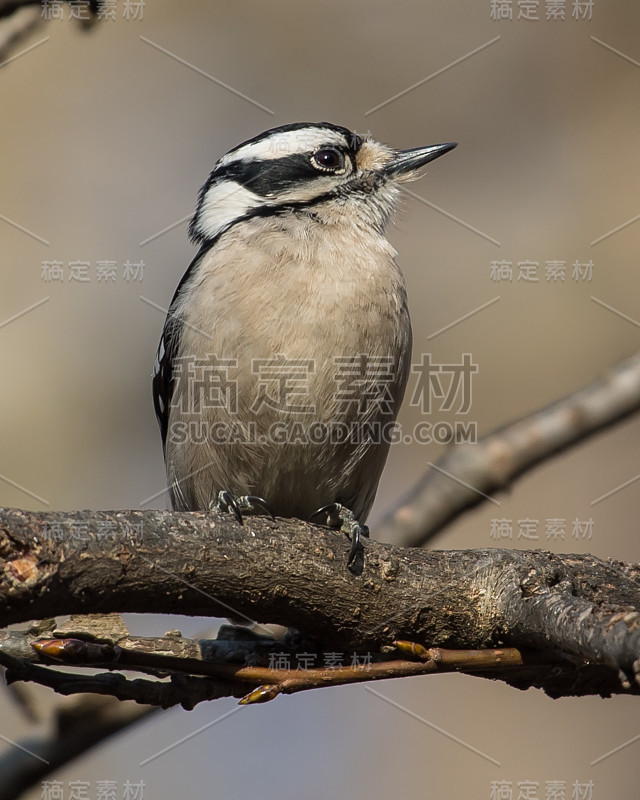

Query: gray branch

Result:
[378,349,640,547]
[0,694,154,800]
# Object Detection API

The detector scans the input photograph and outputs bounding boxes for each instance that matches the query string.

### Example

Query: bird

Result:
[153,122,456,570]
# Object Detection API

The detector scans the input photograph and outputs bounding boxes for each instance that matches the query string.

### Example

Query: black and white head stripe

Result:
[189,122,366,244]
[217,122,361,168]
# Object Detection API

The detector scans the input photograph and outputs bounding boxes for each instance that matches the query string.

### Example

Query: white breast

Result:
[166,212,412,521]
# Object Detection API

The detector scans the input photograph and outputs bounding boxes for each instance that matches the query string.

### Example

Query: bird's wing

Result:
[152,245,208,454]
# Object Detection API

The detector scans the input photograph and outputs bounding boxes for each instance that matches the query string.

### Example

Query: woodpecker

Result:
[153,122,456,569]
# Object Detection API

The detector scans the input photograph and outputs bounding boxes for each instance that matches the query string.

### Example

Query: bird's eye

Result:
[311,148,344,172]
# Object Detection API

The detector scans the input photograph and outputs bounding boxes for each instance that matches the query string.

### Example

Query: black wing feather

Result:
[152,245,210,454]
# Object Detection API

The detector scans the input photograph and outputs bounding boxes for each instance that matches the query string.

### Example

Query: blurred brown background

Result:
[2,0,640,797]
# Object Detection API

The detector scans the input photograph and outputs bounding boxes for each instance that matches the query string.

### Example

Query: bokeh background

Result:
[2,0,640,797]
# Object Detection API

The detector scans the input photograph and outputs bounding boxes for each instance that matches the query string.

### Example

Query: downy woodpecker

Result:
[153,122,456,569]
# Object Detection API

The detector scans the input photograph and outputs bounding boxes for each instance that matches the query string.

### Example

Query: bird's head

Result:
[189,122,456,243]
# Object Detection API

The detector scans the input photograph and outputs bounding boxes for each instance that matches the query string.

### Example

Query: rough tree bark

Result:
[1,507,640,704]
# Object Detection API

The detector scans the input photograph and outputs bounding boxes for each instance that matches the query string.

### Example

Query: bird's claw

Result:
[309,502,369,572]
[212,491,275,524]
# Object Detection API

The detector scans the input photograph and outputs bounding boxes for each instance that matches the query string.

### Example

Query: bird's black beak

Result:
[383,142,457,178]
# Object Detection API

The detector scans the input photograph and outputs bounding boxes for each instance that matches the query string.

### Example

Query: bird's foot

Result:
[212,490,275,524]
[308,503,369,573]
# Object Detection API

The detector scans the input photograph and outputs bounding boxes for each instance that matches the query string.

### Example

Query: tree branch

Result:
[1,507,640,701]
[377,349,640,547]
[0,0,101,16]
[0,6,40,61]
[1,630,537,705]
[0,695,154,800]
